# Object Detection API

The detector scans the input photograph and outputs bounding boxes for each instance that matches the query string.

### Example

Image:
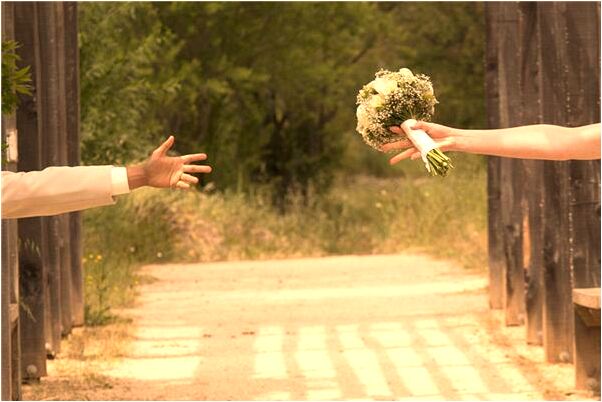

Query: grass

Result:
[22,320,131,401]
[82,157,487,322]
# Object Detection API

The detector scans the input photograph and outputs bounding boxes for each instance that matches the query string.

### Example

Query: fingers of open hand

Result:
[154,135,175,156]
[180,173,199,185]
[389,147,418,165]
[381,137,412,152]
[183,164,212,174]
[181,153,207,163]
[175,181,191,190]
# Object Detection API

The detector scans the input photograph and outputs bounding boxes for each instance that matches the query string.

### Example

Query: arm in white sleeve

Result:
[110,166,131,196]
[1,165,130,219]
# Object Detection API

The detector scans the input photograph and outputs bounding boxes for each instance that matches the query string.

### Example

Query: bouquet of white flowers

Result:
[356,68,453,177]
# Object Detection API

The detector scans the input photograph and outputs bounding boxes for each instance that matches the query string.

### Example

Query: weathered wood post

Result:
[494,2,527,327]
[54,2,74,337]
[484,3,504,310]
[14,2,49,382]
[538,2,573,364]
[37,1,63,356]
[2,3,22,399]
[561,2,601,390]
[64,2,84,327]
[517,2,545,346]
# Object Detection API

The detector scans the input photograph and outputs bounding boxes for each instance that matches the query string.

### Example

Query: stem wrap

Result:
[400,119,438,173]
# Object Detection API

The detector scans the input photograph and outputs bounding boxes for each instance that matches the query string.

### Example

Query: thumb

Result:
[154,135,175,156]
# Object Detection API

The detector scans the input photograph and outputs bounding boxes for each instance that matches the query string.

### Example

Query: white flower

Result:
[356,104,370,128]
[369,94,385,109]
[425,82,434,96]
[372,77,398,96]
[399,68,414,78]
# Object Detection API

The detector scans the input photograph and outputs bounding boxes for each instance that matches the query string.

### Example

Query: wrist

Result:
[451,128,472,153]
[126,165,148,190]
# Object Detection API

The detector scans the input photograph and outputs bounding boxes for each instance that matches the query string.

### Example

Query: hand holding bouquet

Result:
[356,68,453,177]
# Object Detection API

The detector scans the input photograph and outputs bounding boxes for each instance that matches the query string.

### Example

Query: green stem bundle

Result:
[425,148,454,177]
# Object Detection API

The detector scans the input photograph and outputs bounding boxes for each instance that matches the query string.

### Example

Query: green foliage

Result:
[82,189,177,325]
[79,3,186,165]
[87,167,486,270]
[385,2,487,129]
[1,40,32,115]
[79,2,486,198]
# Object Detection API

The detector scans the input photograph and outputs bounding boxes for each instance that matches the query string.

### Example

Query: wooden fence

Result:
[485,0,601,393]
[1,2,82,400]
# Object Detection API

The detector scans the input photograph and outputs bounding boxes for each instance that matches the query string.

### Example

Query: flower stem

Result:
[425,148,453,177]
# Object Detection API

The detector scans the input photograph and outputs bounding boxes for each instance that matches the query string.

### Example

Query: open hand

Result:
[381,121,458,165]
[127,136,212,190]
[144,136,212,189]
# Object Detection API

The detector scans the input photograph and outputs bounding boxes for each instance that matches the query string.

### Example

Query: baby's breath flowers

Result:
[356,68,453,177]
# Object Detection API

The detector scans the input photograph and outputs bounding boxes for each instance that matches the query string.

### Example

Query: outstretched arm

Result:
[382,122,601,163]
[1,136,212,219]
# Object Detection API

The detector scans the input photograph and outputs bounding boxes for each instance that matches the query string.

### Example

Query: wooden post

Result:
[495,2,526,326]
[37,2,63,355]
[518,2,545,345]
[523,159,545,345]
[538,2,576,363]
[14,1,49,381]
[64,2,84,327]
[563,2,601,386]
[563,2,601,290]
[2,3,23,399]
[484,2,504,310]
[54,2,74,337]
[573,289,601,394]
[500,157,526,327]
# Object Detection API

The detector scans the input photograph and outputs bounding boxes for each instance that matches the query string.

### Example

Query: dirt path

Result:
[26,253,597,400]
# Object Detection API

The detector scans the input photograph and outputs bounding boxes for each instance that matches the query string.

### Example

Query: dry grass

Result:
[22,320,133,401]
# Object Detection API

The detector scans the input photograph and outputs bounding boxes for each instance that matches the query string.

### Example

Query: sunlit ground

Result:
[25,254,596,401]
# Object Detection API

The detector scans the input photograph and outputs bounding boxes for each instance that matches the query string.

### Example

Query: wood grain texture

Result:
[484,2,504,310]
[538,2,576,364]
[494,2,526,327]
[518,1,545,346]
[64,2,85,327]
[15,2,49,381]
[37,1,64,355]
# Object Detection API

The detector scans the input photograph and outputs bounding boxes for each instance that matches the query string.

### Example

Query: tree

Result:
[79,2,486,199]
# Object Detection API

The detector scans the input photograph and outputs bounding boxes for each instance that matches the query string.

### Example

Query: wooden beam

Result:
[15,1,49,381]
[37,1,63,356]
[64,2,84,328]
[495,2,526,327]
[484,2,504,310]
[54,2,74,337]
[564,3,601,292]
[574,301,601,393]
[518,2,544,346]
[2,3,23,399]
[573,288,601,310]
[570,3,602,369]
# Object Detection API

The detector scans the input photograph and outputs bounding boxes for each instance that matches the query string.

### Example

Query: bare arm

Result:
[382,122,601,163]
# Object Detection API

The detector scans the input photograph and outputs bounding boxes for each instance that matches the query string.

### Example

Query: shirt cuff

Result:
[111,167,130,196]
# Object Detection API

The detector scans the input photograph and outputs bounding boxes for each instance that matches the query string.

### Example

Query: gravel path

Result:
[69,254,592,400]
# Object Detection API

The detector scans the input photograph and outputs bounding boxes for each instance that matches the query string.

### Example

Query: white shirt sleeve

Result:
[110,167,130,196]
[2,166,117,219]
